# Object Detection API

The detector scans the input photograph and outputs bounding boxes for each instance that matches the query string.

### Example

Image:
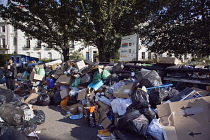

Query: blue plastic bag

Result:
[46,79,56,89]
[1,76,6,83]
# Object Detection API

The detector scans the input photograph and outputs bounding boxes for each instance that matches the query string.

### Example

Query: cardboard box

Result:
[113,83,137,98]
[97,101,110,113]
[60,88,69,99]
[75,60,86,70]
[33,74,44,81]
[51,74,59,79]
[77,89,87,100]
[56,75,72,85]
[206,86,210,92]
[50,64,58,70]
[158,57,182,65]
[158,96,210,140]
[63,103,78,114]
[99,108,112,129]
[164,87,195,103]
[77,104,84,114]
[54,69,64,75]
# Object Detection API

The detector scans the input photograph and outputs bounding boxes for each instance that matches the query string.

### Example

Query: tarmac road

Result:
[35,105,101,140]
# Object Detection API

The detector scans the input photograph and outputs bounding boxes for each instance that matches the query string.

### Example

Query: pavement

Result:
[35,105,101,140]
[0,69,101,140]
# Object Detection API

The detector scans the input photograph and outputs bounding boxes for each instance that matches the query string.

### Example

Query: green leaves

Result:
[141,0,210,56]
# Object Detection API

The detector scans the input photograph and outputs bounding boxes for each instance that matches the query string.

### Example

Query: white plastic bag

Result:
[147,119,164,140]
[96,93,111,106]
[111,98,132,116]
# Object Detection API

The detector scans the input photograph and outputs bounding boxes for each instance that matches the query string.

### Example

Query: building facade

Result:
[0,18,98,61]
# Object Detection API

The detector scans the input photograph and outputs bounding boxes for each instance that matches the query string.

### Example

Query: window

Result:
[1,38,5,48]
[2,26,5,32]
[14,37,17,46]
[26,38,30,48]
[37,40,41,48]
[2,38,5,45]
[142,52,145,59]
[48,52,52,60]
[148,52,152,60]
[93,51,97,54]
[14,27,17,32]
[37,52,41,59]
[86,52,89,60]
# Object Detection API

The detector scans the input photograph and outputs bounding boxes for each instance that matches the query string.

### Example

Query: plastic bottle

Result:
[88,113,96,127]
[69,113,83,119]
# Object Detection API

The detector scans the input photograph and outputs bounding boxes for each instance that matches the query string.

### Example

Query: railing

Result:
[0,45,8,49]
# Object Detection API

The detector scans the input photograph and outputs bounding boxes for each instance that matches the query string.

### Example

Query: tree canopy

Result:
[0,0,79,61]
[0,0,162,62]
[140,0,210,57]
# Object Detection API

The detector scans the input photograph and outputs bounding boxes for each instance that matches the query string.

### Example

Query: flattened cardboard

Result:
[75,60,86,70]
[77,89,87,100]
[158,57,182,65]
[56,75,72,85]
[24,93,39,103]
[60,88,69,99]
[158,96,210,140]
[113,83,137,98]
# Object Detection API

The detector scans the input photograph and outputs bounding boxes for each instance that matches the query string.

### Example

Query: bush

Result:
[69,51,84,60]
[41,58,54,63]
[0,54,13,67]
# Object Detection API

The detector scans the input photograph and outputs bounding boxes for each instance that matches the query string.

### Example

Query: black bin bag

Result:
[33,110,45,125]
[37,94,50,106]
[128,89,156,122]
[0,123,9,136]
[0,88,22,106]
[148,88,169,108]
[0,103,24,126]
[135,70,162,88]
[53,91,62,105]
[130,89,149,108]
[80,73,93,86]
[0,127,28,140]
[139,107,156,122]
[117,109,149,137]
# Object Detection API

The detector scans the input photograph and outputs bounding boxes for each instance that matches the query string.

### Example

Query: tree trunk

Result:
[96,38,111,62]
[62,47,70,62]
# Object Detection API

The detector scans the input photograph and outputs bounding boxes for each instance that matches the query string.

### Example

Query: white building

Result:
[0,17,98,61]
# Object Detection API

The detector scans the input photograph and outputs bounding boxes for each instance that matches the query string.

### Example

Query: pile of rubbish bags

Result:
[13,59,210,140]
[0,88,45,140]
